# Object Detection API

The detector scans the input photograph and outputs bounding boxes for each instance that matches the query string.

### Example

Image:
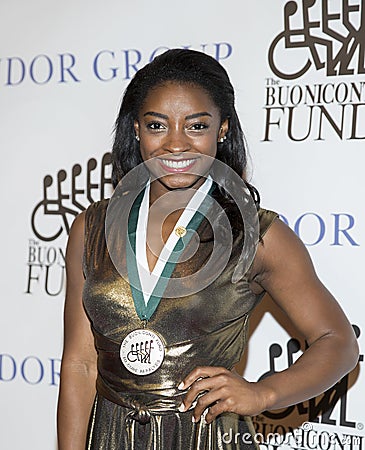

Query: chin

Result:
[158,173,204,190]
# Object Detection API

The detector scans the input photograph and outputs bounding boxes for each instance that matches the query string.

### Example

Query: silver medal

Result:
[120,329,165,375]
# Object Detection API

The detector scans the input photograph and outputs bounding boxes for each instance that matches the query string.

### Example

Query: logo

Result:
[1,42,232,87]
[280,212,360,246]
[0,353,60,386]
[26,152,112,296]
[31,152,112,242]
[268,0,365,80]
[257,324,363,430]
[264,1,365,141]
[120,329,165,375]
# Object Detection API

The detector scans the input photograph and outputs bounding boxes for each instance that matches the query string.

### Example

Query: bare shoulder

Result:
[259,216,315,273]
[249,217,317,294]
[68,198,109,243]
[69,211,86,237]
[248,215,358,347]
[65,211,86,267]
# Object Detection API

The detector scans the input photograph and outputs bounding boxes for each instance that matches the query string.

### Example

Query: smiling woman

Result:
[57,49,359,450]
[134,82,228,197]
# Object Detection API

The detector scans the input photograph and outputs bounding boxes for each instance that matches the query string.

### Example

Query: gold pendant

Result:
[174,225,187,238]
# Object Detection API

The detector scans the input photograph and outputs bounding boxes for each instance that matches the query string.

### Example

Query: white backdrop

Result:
[0,0,363,448]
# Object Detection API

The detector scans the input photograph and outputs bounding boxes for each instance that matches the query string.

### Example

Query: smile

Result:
[159,158,197,171]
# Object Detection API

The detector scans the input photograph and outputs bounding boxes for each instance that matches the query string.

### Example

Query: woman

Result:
[57,49,359,449]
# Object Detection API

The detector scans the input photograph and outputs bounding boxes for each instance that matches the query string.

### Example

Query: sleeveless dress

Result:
[82,193,278,450]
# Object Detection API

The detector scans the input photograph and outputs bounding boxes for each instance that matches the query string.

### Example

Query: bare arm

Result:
[57,212,98,449]
[181,218,359,422]
[248,218,359,410]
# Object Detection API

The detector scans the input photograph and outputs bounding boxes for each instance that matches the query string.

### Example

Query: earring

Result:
[135,135,140,141]
[219,136,227,143]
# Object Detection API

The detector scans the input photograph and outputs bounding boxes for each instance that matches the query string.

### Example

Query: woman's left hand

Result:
[179,219,359,425]
[179,366,270,423]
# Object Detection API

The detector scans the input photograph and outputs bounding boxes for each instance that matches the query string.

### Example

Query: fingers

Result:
[191,389,222,423]
[177,366,267,422]
[182,377,213,411]
[204,399,229,424]
[178,366,234,423]
[178,366,228,391]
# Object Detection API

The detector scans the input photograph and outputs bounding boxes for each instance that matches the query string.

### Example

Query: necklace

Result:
[120,178,213,375]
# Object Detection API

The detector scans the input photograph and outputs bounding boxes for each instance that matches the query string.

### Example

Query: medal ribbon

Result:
[126,185,214,322]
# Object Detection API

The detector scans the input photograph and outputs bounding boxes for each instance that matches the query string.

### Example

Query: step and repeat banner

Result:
[0,1,364,448]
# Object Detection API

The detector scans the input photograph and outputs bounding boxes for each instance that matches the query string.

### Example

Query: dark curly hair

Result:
[111,48,260,207]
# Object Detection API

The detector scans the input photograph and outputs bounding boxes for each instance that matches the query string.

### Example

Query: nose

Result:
[163,128,191,153]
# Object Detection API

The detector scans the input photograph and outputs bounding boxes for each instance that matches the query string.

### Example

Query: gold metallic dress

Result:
[83,196,277,450]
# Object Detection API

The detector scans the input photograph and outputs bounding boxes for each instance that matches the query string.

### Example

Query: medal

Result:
[121,179,214,376]
[120,328,165,375]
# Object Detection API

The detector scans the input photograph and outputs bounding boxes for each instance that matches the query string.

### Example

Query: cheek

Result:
[196,136,218,154]
[139,139,161,160]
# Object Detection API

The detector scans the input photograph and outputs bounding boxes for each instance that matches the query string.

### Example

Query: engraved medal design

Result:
[120,329,165,375]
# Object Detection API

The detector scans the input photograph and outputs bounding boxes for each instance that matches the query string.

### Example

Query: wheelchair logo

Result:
[31,153,112,242]
[269,0,365,80]
[259,325,362,428]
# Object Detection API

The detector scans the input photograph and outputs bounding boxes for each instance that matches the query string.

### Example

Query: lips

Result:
[159,158,197,172]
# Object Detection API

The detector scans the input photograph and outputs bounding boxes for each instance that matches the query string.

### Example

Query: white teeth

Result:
[161,159,195,169]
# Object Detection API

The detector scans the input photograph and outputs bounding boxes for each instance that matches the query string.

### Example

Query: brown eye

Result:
[147,122,166,131]
[189,123,209,131]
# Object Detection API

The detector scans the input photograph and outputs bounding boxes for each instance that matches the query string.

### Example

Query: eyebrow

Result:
[143,111,213,120]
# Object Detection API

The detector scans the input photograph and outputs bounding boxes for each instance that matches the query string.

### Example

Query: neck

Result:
[149,176,207,207]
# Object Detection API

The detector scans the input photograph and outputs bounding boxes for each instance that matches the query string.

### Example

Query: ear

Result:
[218,119,229,141]
[134,120,140,139]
